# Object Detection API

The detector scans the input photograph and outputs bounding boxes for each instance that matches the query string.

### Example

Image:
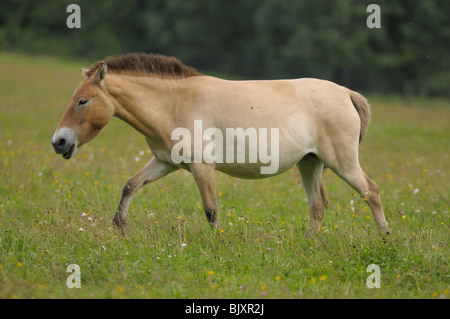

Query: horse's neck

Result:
[106,74,185,141]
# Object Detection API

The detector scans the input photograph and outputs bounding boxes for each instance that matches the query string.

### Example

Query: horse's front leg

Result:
[113,157,178,232]
[189,163,220,228]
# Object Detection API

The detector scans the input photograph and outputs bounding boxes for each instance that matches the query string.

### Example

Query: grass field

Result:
[0,52,448,299]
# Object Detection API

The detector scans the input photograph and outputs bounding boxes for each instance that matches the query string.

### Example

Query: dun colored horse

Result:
[52,53,390,237]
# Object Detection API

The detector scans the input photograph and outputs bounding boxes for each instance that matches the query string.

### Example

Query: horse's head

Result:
[52,62,114,159]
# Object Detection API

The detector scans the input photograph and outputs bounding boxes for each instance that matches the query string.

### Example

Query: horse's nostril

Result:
[52,138,67,151]
[56,138,66,147]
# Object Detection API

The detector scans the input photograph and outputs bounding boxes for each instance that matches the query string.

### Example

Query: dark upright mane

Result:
[87,53,200,78]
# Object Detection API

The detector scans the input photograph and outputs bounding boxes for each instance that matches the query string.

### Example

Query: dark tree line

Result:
[1,0,449,96]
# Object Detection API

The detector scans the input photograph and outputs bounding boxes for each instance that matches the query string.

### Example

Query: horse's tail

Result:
[349,90,371,142]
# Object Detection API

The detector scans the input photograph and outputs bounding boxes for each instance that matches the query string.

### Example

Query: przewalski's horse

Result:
[52,53,390,237]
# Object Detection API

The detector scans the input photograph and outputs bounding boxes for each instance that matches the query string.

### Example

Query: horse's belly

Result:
[214,153,301,179]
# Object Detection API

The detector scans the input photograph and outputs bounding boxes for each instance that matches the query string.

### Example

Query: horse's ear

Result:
[94,61,107,83]
[80,68,90,79]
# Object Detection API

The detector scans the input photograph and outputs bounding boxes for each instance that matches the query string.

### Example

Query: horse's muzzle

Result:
[52,127,77,159]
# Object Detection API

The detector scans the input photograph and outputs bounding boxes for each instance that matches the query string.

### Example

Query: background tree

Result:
[0,0,448,96]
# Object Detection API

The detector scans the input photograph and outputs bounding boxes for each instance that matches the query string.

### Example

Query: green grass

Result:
[0,52,448,299]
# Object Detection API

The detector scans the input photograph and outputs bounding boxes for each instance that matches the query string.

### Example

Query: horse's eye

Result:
[78,98,88,106]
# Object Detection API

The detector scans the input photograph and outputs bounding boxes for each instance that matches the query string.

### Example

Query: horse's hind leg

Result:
[318,147,390,234]
[340,167,390,234]
[297,154,329,238]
